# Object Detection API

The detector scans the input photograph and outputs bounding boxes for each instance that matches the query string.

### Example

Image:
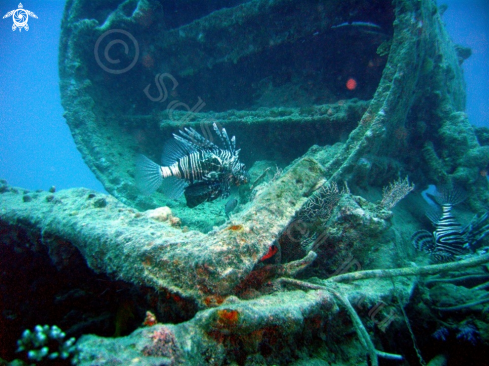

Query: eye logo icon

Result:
[3,3,37,32]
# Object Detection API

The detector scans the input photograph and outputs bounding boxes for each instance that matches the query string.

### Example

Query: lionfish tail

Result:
[135,154,163,195]
[435,185,467,206]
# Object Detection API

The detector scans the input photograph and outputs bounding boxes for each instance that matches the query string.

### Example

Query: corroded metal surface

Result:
[3,0,488,364]
[0,157,325,302]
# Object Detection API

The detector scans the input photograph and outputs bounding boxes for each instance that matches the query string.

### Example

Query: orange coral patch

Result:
[227,224,244,231]
[217,309,240,327]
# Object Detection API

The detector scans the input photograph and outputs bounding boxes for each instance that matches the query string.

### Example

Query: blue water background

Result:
[0,0,487,192]
[0,0,105,192]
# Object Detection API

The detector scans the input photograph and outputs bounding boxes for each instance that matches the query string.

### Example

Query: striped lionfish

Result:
[412,188,489,263]
[136,123,248,208]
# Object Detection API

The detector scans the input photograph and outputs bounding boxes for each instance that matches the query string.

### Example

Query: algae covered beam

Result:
[0,157,325,302]
[327,253,489,283]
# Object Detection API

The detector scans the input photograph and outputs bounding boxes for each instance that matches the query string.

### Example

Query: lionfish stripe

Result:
[437,219,461,228]
[180,154,191,180]
[435,228,467,248]
[433,241,466,255]
[160,166,173,178]
[435,232,465,243]
[178,154,189,180]
[169,163,181,178]
[189,153,199,180]
[175,152,206,182]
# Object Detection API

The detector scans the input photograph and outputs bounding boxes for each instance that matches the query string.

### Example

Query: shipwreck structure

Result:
[2,0,489,364]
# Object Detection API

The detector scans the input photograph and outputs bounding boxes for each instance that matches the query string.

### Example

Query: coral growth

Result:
[142,327,180,360]
[379,177,414,210]
[216,309,240,329]
[16,325,76,362]
[297,181,347,223]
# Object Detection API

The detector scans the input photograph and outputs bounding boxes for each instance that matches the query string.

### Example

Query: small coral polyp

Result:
[16,324,76,362]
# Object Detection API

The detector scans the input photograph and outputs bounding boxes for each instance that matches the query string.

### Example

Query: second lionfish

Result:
[412,188,489,263]
[136,123,248,208]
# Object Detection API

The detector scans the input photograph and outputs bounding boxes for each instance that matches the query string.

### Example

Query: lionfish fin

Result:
[213,123,235,154]
[435,186,467,206]
[136,154,163,195]
[161,139,194,166]
[174,126,218,151]
[463,212,489,250]
[425,205,441,226]
[160,176,187,199]
[231,135,236,153]
[412,230,436,252]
